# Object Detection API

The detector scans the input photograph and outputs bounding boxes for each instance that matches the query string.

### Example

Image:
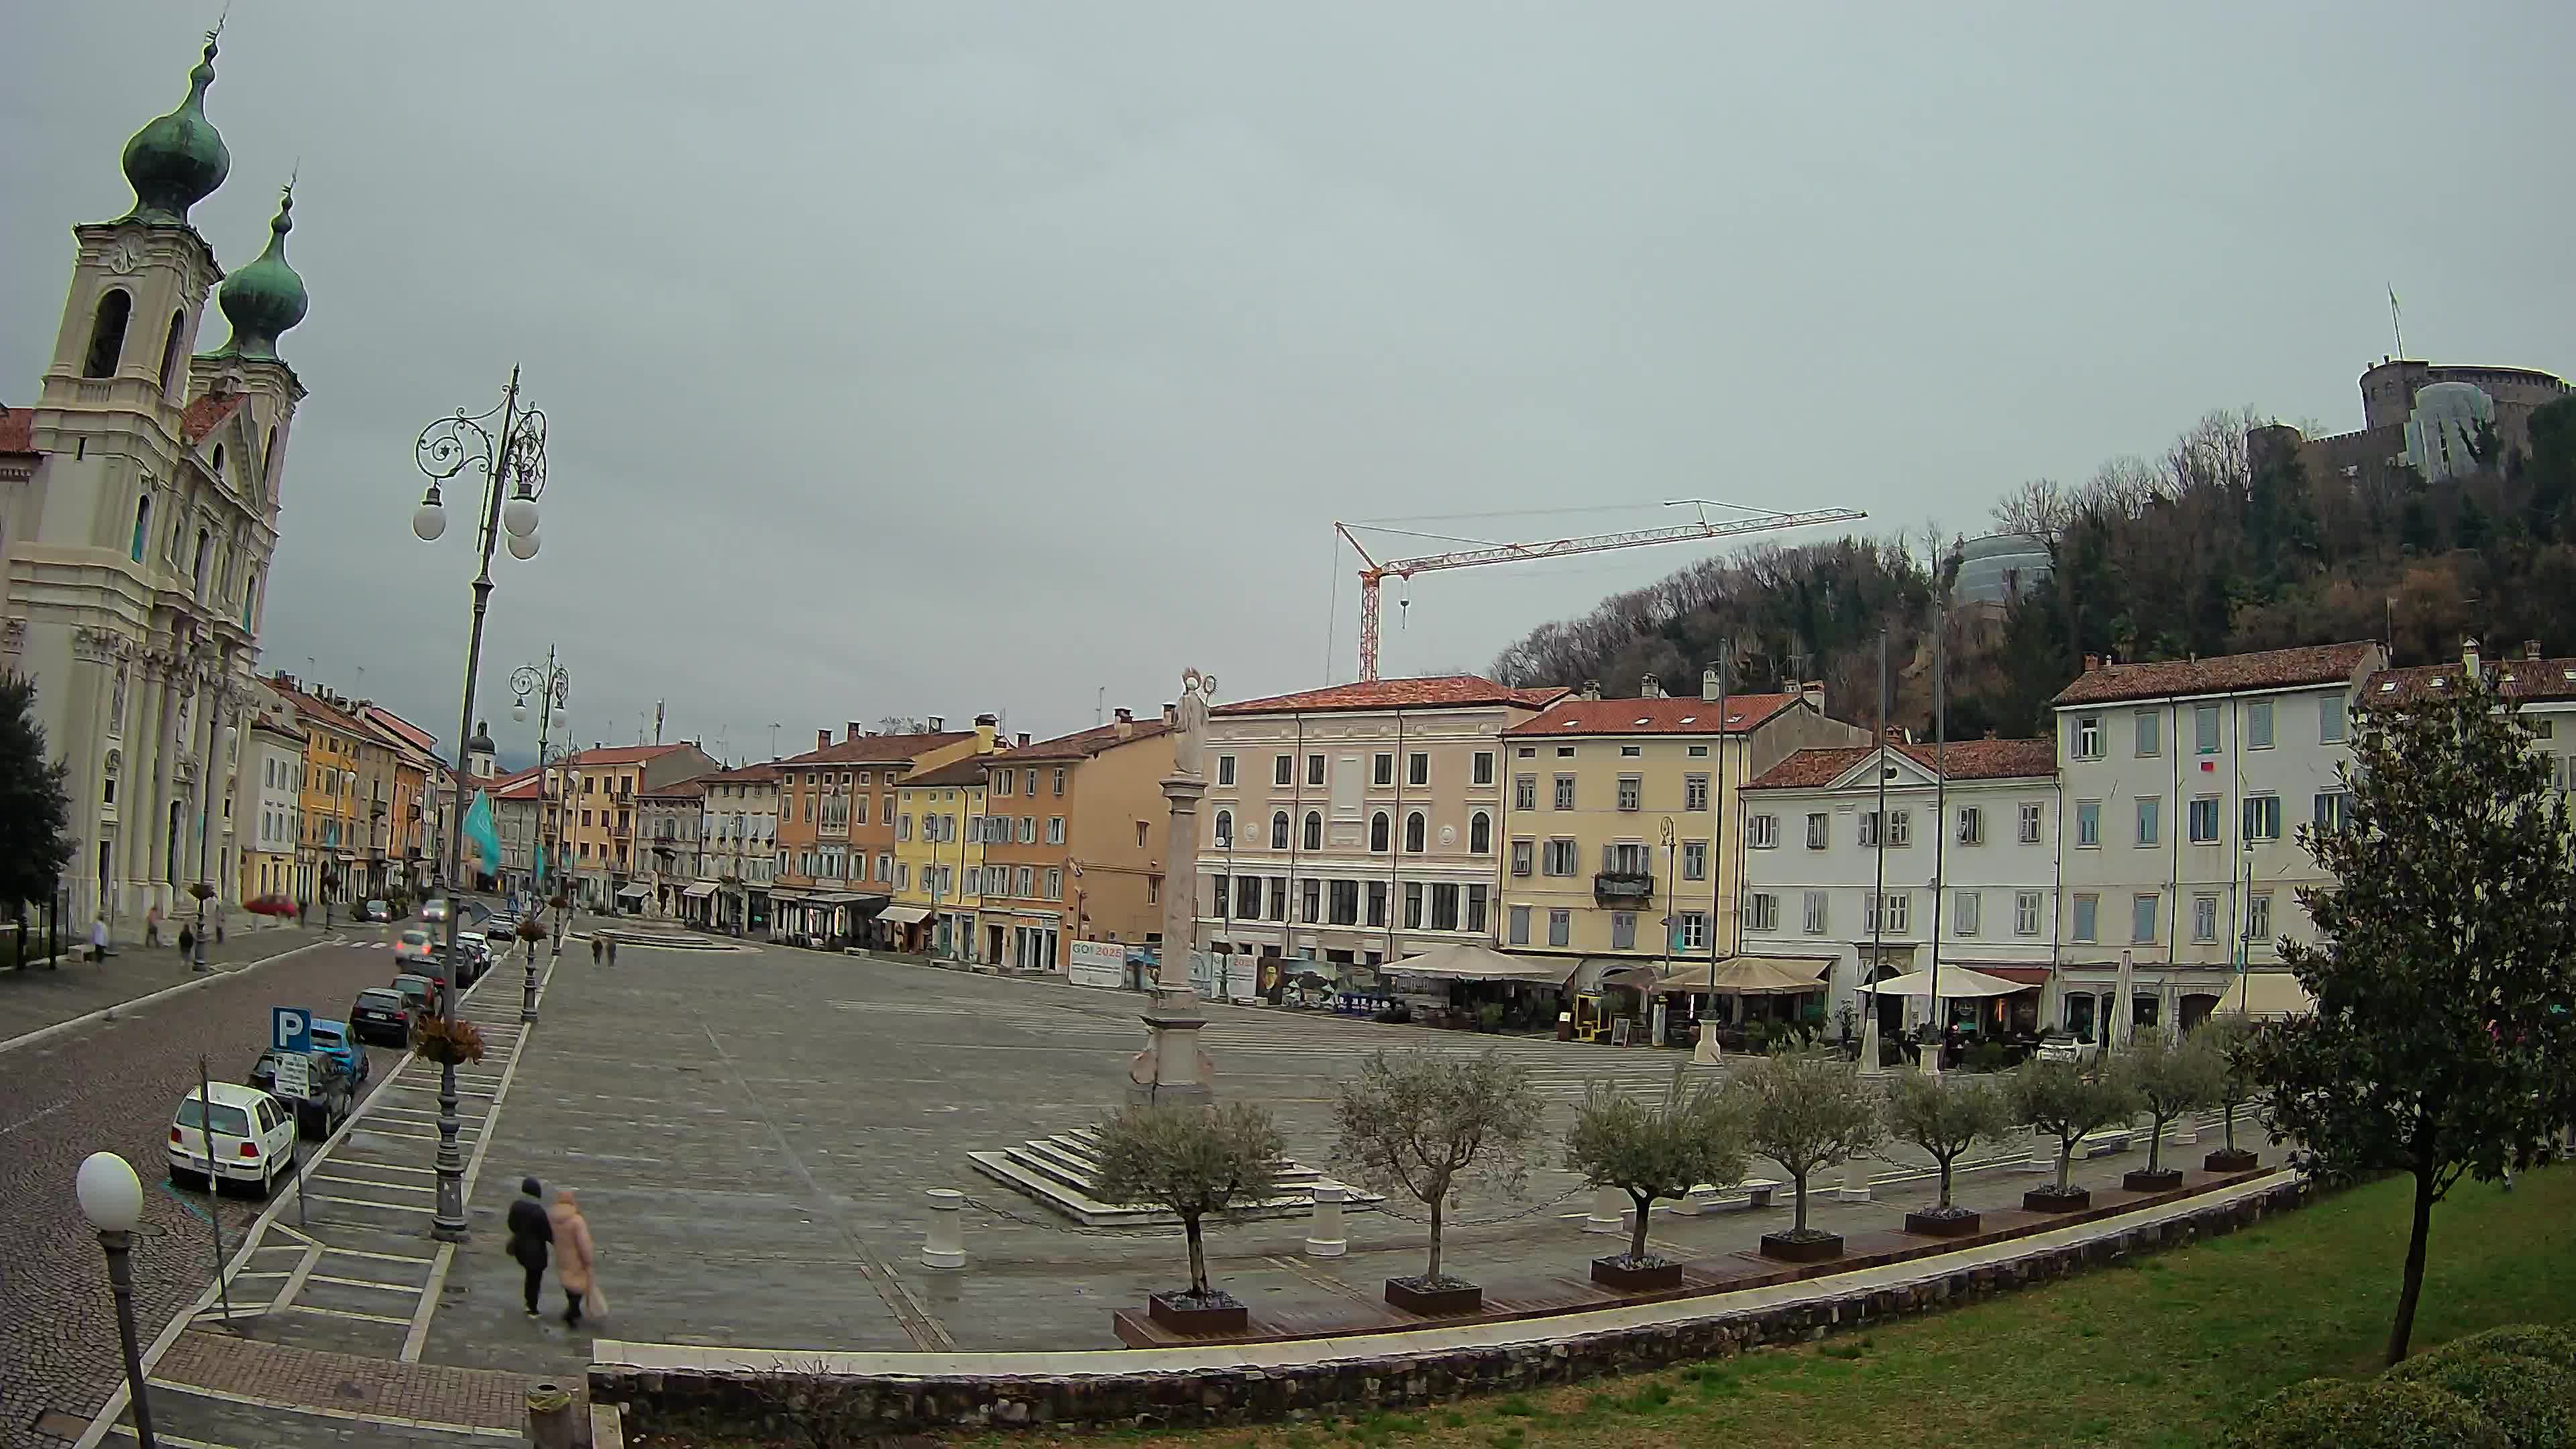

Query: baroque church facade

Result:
[0,32,311,926]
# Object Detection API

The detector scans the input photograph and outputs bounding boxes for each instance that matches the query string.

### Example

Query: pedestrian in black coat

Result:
[506,1177,552,1315]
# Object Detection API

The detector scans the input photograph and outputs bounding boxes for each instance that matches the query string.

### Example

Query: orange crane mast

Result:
[1336,501,1869,682]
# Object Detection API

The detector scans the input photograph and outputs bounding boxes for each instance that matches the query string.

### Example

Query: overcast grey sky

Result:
[7,2,2569,761]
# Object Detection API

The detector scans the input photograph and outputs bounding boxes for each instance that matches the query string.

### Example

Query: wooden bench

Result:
[1670,1177,1786,1214]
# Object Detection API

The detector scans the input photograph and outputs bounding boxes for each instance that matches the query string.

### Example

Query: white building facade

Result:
[1739,739,2061,1037]
[1194,676,1563,981]
[1,37,310,928]
[2049,642,2383,1042]
[240,715,303,902]
[696,763,778,934]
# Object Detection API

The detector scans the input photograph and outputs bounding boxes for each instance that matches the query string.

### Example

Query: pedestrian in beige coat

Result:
[548,1189,602,1328]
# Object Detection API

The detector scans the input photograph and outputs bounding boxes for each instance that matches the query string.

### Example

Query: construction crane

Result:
[1336,500,1869,682]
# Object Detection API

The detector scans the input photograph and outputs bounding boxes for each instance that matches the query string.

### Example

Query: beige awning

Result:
[1862,965,2027,999]
[1605,955,1831,996]
[877,905,932,925]
[1385,943,1577,985]
[2220,971,2315,1019]
[680,882,718,898]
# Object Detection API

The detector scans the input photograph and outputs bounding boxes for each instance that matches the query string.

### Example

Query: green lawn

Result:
[1008,1165,2575,1449]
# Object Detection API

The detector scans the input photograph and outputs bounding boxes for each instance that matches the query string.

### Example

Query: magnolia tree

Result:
[1093,1102,1285,1307]
[2125,1033,2224,1179]
[2011,1059,2139,1198]
[2246,670,2576,1364]
[1883,1071,2012,1218]
[1733,1053,1883,1240]
[1564,1076,1747,1267]
[1332,1051,1542,1288]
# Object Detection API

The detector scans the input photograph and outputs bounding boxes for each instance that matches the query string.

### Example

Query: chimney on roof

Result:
[1701,667,1721,703]
[1162,702,1179,727]
[1580,679,1602,701]
[1114,708,1134,740]
[817,728,830,751]
[974,714,998,750]
[926,715,944,733]
[1802,680,1826,712]
[2084,653,2101,674]
[1640,672,1664,698]
[2528,639,2544,661]
[2463,635,2481,678]
[1885,725,1909,745]
[1984,729,1998,741]
[1016,732,1030,748]
[847,722,863,743]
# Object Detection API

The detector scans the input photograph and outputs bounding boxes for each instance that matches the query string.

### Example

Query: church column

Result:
[135,656,176,910]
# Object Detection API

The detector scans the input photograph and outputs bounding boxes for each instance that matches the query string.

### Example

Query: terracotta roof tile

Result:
[1008,718,1173,761]
[1214,675,1566,716]
[1746,737,2057,790]
[0,406,33,455]
[639,777,710,800]
[698,762,780,784]
[1503,694,1802,738]
[771,731,975,767]
[2367,655,2576,706]
[2050,643,2381,707]
[566,743,690,767]
[180,392,246,445]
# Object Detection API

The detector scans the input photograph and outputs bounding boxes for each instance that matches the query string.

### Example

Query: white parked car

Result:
[168,1081,297,1195]
[392,928,437,967]
[2036,1029,2100,1065]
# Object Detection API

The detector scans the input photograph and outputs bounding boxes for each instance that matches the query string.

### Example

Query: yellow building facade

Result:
[1497,682,1864,976]
[891,755,991,959]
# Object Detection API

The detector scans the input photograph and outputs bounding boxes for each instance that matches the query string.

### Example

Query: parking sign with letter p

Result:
[272,1007,311,1054]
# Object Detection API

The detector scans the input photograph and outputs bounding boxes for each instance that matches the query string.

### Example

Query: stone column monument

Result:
[1128,668,1217,1104]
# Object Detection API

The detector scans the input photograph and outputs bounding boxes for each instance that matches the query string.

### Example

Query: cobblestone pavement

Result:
[0,924,330,1046]
[0,934,417,1448]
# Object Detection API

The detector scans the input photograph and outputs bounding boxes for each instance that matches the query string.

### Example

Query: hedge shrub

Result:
[2383,1351,2576,1449]
[2427,1324,2576,1374]
[2225,1377,2505,1449]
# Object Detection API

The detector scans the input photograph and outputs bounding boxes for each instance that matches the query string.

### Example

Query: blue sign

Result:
[272,1006,311,1054]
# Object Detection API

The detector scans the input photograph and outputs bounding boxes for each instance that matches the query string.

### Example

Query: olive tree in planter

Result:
[1734,1053,1883,1261]
[2010,1059,2139,1212]
[2197,1015,2263,1172]
[1093,1102,1284,1334]
[1884,1071,2012,1237]
[1564,1075,1747,1291]
[1332,1049,1542,1315]
[2121,1032,2225,1191]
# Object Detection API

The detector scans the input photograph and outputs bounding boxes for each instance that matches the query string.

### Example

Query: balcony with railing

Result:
[1593,871,1654,905]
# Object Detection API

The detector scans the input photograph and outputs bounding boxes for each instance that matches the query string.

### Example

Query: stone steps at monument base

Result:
[967,1146,1380,1228]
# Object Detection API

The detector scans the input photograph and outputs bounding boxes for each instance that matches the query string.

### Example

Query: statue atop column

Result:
[1171,667,1217,779]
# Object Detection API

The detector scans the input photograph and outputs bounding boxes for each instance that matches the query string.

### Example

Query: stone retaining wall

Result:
[592,1179,2309,1438]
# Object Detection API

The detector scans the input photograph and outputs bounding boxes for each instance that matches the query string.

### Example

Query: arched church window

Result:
[83,290,131,378]
[211,444,225,482]
[194,528,211,586]
[157,311,185,394]
[129,496,150,564]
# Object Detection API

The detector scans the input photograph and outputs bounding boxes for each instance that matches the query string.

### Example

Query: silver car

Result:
[2036,1029,2099,1065]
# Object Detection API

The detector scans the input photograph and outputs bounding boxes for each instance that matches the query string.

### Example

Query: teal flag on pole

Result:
[464,790,502,875]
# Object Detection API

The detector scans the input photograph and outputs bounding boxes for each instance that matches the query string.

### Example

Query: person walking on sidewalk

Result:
[604,935,618,969]
[176,922,194,959]
[144,904,162,947]
[590,934,603,967]
[90,915,111,961]
[506,1177,552,1316]
[549,1188,599,1328]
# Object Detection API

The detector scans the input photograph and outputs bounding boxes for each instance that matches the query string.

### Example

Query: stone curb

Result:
[0,934,339,1059]
[591,1177,2310,1436]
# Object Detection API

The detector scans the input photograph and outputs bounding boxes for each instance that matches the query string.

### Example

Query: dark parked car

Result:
[248,1049,356,1138]
[350,987,411,1046]
[389,975,437,1018]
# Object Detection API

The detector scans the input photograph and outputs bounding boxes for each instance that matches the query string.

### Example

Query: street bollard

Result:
[1304,1183,1348,1257]
[922,1189,965,1269]
[526,1381,576,1449]
[1835,1159,1874,1202]
[2172,1116,2198,1147]
[1584,1185,1625,1234]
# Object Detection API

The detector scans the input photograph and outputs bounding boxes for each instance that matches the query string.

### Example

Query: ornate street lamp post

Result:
[513,656,571,1024]
[76,1151,157,1448]
[410,368,549,1241]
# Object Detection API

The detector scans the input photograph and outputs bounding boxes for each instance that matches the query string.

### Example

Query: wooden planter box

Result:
[1759,1231,1845,1263]
[1590,1256,1683,1291]
[2023,1186,2092,1213]
[2204,1147,2260,1173]
[1146,1292,1248,1335]
[1384,1277,1483,1315]
[2123,1167,2185,1193]
[1903,1209,1982,1238]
